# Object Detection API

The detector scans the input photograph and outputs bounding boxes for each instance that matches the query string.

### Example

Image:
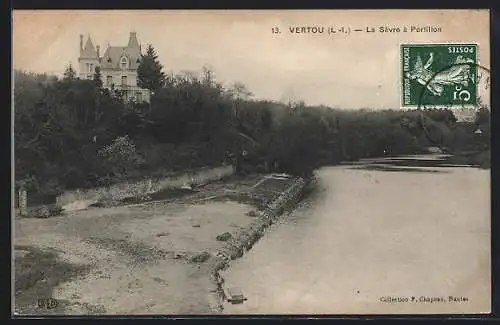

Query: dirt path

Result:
[14,176,270,315]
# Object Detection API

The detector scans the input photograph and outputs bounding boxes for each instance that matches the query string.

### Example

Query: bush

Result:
[98,135,145,179]
[31,205,62,218]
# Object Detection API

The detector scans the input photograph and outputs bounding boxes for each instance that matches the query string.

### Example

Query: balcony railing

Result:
[104,84,150,103]
[105,84,147,91]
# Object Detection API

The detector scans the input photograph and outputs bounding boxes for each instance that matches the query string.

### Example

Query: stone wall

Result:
[56,164,235,211]
[206,176,315,312]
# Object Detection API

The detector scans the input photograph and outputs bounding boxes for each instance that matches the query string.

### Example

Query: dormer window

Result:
[120,56,128,70]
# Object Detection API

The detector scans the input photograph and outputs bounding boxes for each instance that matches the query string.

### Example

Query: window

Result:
[121,57,128,70]
[136,92,142,102]
[87,75,93,80]
[106,76,113,86]
[121,76,127,86]
[87,63,94,73]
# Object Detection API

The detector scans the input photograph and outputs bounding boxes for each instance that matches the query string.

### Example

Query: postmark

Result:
[415,61,490,149]
[418,62,490,119]
[401,43,479,108]
[401,43,490,150]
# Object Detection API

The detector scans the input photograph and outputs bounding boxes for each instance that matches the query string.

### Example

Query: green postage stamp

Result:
[401,43,478,108]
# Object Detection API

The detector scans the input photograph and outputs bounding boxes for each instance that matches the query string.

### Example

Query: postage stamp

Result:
[401,43,479,108]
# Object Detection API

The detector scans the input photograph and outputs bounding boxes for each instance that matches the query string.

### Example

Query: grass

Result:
[14,245,91,315]
[84,237,177,264]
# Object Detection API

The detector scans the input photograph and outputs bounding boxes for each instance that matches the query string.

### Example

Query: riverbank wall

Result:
[55,165,235,211]
[206,175,316,312]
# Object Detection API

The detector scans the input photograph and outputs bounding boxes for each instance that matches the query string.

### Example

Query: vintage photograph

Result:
[12,10,491,315]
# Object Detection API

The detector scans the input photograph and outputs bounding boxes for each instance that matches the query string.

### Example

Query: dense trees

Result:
[137,44,166,95]
[14,57,490,196]
[63,63,77,81]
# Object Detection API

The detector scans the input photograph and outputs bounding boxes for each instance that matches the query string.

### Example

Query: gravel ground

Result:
[13,174,290,316]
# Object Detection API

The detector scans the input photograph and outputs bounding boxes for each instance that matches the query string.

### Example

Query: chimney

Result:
[96,45,100,58]
[79,34,84,52]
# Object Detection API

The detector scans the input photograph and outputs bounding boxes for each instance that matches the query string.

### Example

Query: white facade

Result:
[77,32,151,103]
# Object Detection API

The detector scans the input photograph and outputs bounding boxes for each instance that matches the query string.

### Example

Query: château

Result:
[78,32,151,103]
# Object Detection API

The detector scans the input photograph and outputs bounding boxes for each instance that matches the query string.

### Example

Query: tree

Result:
[474,106,490,150]
[229,82,253,101]
[474,107,490,127]
[93,66,103,90]
[93,66,104,123]
[63,63,77,81]
[228,82,253,122]
[201,66,215,88]
[137,44,166,95]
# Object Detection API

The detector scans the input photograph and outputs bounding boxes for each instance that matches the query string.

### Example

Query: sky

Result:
[13,10,490,109]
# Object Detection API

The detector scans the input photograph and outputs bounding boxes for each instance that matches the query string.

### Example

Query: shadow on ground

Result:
[14,245,99,315]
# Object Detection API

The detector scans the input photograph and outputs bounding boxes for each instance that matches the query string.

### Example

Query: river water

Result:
[221,155,490,315]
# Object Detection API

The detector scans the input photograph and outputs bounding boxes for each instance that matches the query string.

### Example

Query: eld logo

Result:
[37,298,58,309]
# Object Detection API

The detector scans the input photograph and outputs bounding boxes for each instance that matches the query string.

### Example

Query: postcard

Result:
[12,9,491,316]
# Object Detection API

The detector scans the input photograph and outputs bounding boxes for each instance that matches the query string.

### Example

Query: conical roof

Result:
[80,35,98,59]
